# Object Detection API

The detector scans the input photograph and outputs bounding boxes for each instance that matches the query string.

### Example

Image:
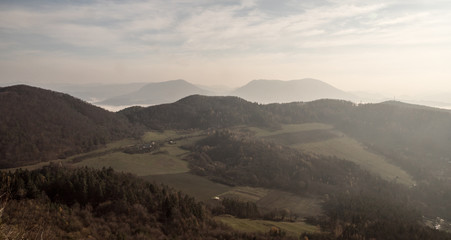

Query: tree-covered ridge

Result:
[0,85,142,168]
[120,95,280,130]
[0,165,292,240]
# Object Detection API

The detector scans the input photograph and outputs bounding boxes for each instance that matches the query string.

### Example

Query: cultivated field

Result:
[215,215,319,237]
[73,151,189,176]
[246,123,333,137]
[218,187,323,217]
[294,135,415,186]
[70,129,206,176]
[143,173,232,201]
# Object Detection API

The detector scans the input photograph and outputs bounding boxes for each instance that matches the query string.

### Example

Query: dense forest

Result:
[0,165,293,239]
[0,85,143,168]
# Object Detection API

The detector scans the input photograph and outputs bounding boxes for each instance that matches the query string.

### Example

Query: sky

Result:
[1,0,450,96]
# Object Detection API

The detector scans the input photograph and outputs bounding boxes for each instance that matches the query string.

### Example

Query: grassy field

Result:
[143,173,232,201]
[247,123,333,137]
[294,135,415,186]
[218,186,270,202]
[144,174,323,218]
[141,130,180,142]
[217,187,323,217]
[215,215,319,237]
[73,151,189,176]
[68,129,206,176]
[141,129,204,142]
[2,137,140,172]
[264,129,338,145]
[256,190,323,217]
[248,123,415,186]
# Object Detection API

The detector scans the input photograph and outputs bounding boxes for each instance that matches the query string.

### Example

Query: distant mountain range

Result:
[9,79,451,110]
[231,78,356,103]
[98,79,211,106]
[96,78,356,107]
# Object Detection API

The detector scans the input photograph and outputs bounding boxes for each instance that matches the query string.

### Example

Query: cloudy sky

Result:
[1,0,450,95]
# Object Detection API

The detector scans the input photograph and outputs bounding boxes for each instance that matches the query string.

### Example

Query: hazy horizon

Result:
[1,0,451,97]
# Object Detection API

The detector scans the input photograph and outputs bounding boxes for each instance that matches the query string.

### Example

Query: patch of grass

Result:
[141,129,204,142]
[141,130,179,142]
[73,151,189,176]
[248,123,333,137]
[215,215,319,237]
[144,174,323,218]
[264,130,338,145]
[248,123,415,186]
[257,190,323,217]
[104,138,138,149]
[70,130,207,176]
[217,187,322,217]
[218,186,270,202]
[143,173,232,201]
[2,137,140,172]
[294,135,415,186]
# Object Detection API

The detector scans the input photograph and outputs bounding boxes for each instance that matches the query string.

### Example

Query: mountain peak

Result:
[231,79,355,104]
[98,79,210,106]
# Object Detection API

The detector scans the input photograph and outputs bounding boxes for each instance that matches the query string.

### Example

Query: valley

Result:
[1,123,423,236]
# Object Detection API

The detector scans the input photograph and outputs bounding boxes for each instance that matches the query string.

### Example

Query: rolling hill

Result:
[98,79,211,106]
[230,78,356,103]
[119,95,280,130]
[0,85,141,168]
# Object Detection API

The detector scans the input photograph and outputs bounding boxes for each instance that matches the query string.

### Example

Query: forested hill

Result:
[119,96,358,130]
[0,85,142,168]
[120,95,280,130]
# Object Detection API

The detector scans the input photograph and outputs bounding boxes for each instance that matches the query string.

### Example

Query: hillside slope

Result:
[0,85,141,168]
